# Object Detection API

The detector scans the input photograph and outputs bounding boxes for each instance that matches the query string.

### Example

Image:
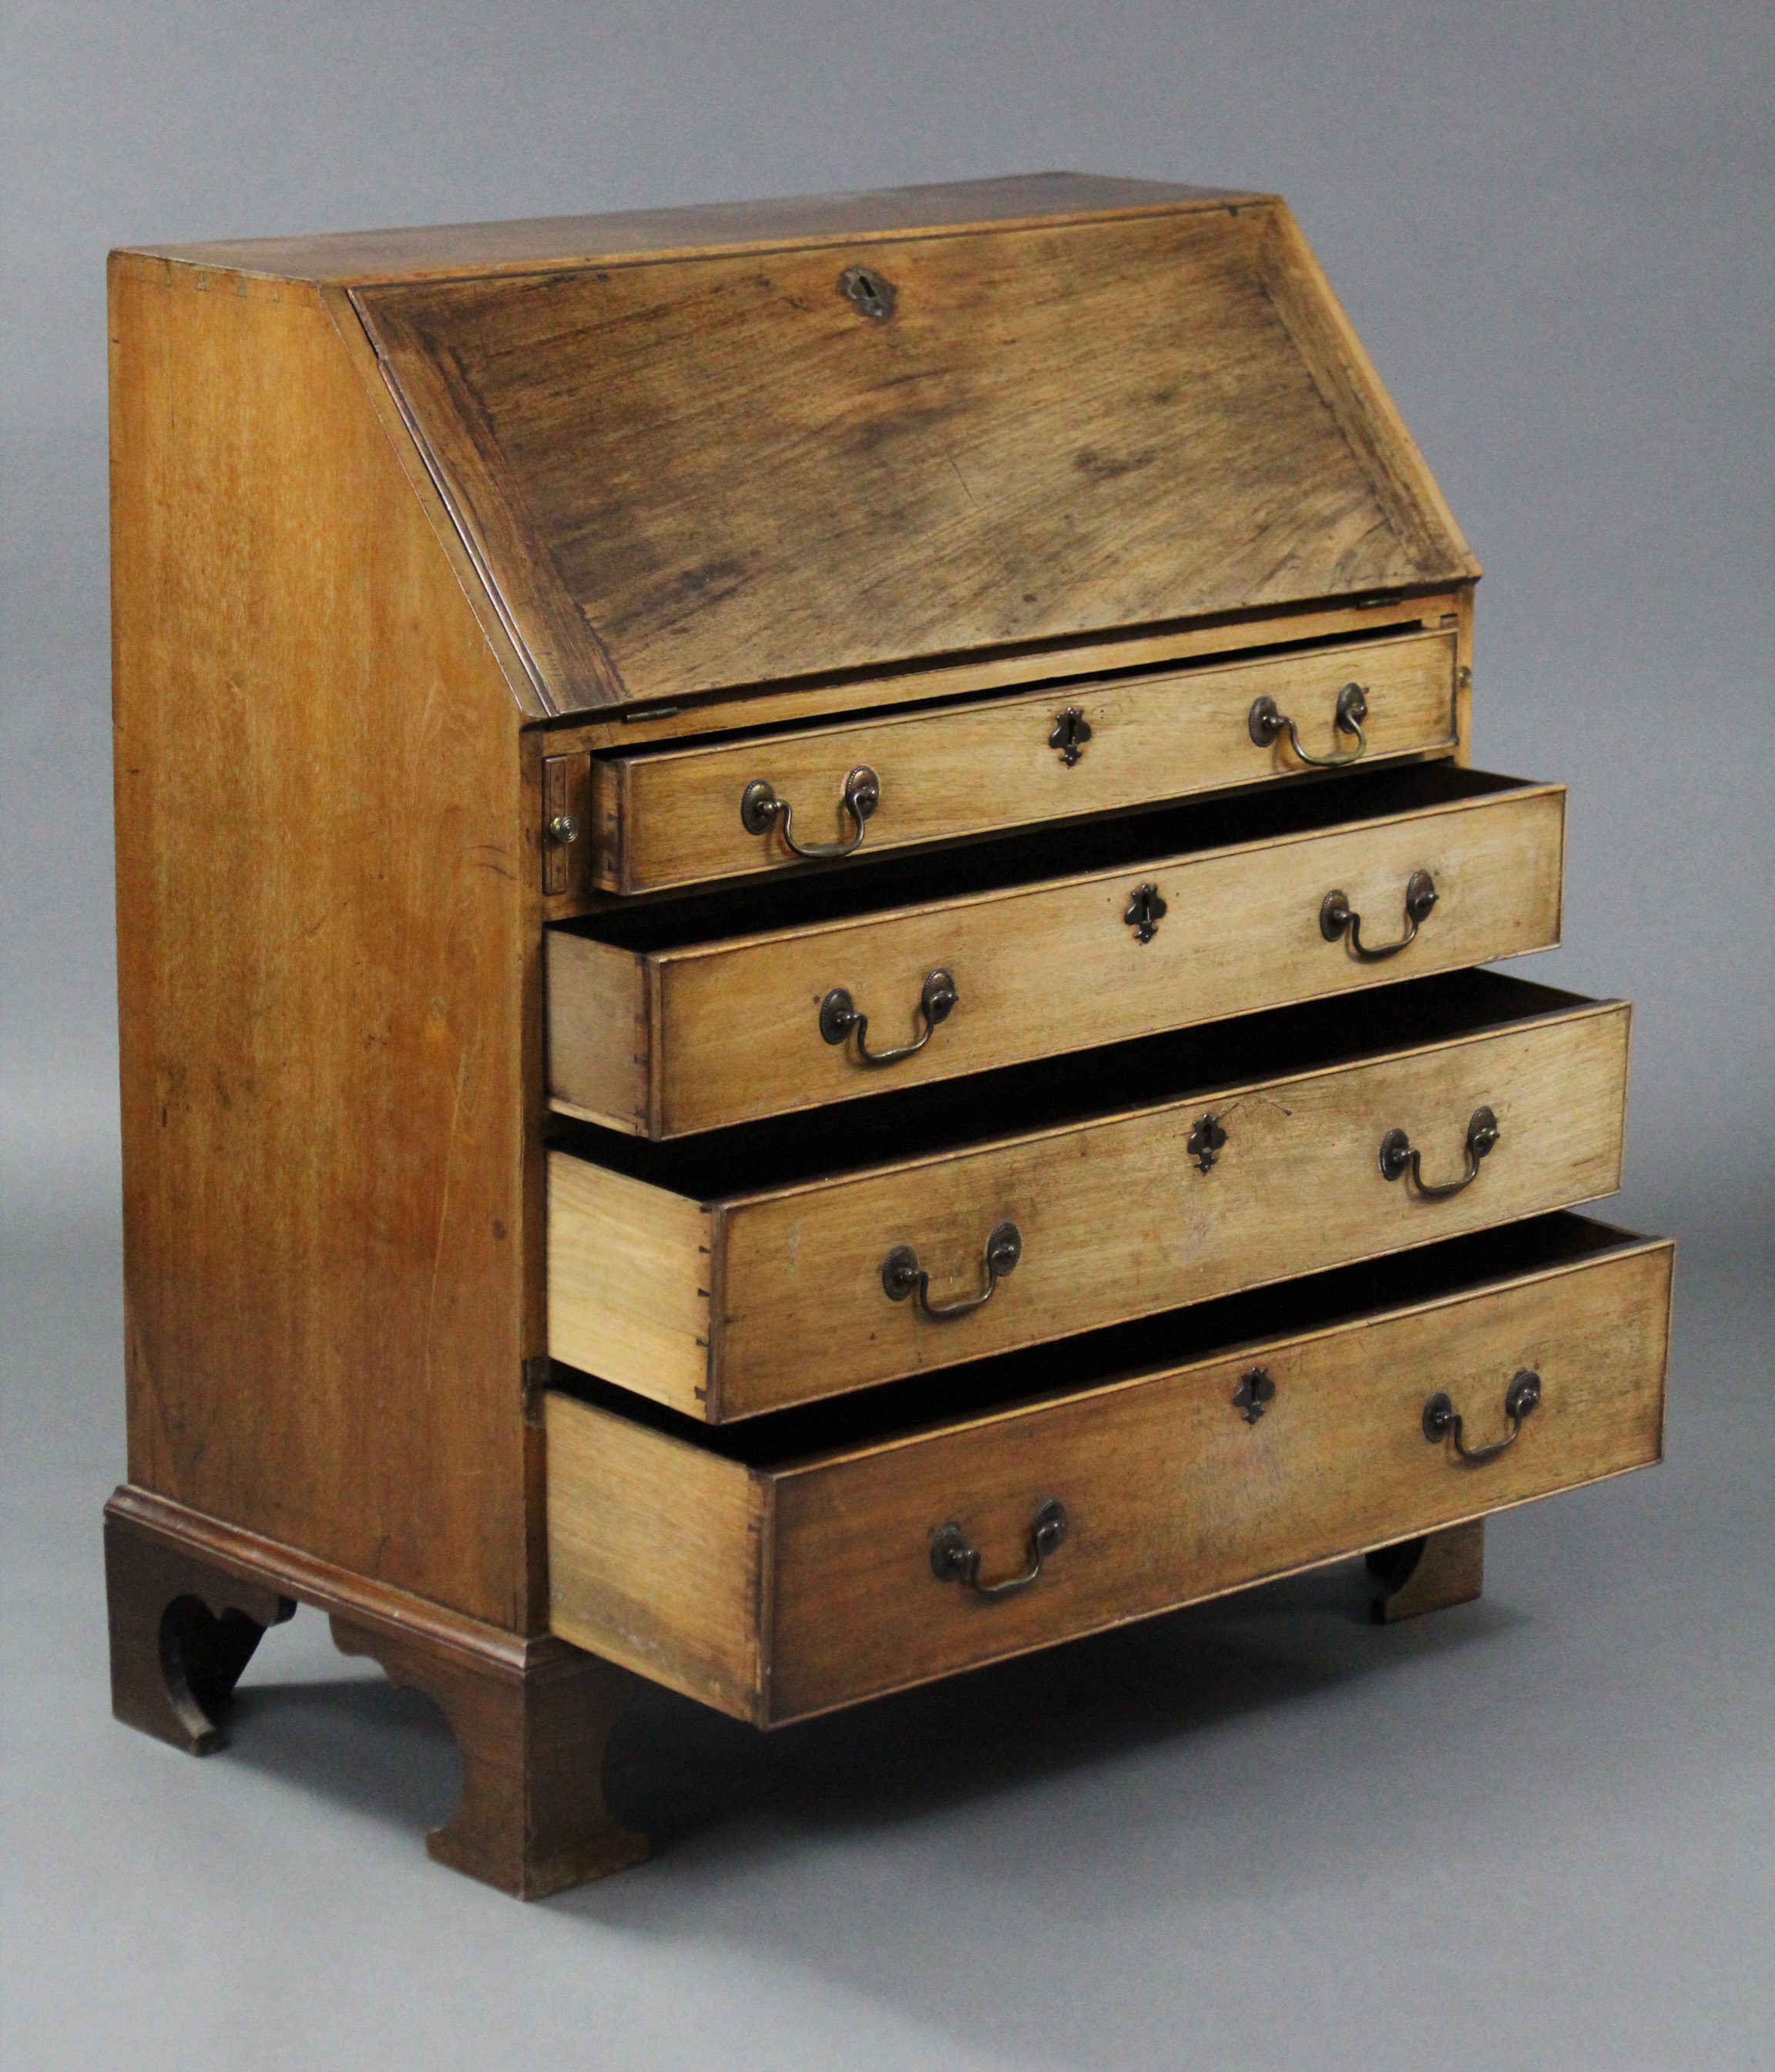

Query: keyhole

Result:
[840,266,896,320]
[1124,882,1167,943]
[1049,707,1092,766]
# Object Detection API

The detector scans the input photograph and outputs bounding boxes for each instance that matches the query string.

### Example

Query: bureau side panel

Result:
[110,258,537,1628]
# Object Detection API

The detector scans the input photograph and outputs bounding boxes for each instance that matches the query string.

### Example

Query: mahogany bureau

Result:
[104,173,1673,1897]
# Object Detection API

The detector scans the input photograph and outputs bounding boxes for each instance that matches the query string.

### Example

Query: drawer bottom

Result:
[545,1214,1671,1725]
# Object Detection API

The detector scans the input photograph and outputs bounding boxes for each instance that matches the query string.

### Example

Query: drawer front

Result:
[546,995,1629,1419]
[710,999,1627,1415]
[594,630,1458,894]
[549,776,1565,1138]
[766,1236,1672,1719]
[543,1227,1673,1724]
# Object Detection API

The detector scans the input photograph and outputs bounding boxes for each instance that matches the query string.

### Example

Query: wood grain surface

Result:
[547,1157,713,1410]
[353,197,1475,710]
[548,775,1566,1138]
[126,172,1255,284]
[542,1227,1673,1723]
[544,1403,765,1716]
[765,1237,1671,1718]
[543,934,653,1134]
[547,992,1627,1417]
[533,596,1468,790]
[592,628,1459,895]
[110,259,542,1629]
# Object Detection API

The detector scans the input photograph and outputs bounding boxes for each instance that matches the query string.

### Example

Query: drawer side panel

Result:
[546,1394,764,1719]
[546,932,653,1135]
[547,1154,712,1415]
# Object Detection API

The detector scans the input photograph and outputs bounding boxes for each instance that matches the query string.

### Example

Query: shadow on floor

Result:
[215,1554,1519,1879]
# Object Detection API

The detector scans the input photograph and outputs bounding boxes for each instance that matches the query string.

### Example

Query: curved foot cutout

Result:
[330,1618,650,1899]
[104,1511,295,1753]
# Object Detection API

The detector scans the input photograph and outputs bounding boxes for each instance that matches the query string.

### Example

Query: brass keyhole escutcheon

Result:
[839,266,896,320]
[1187,1113,1227,1174]
[1125,882,1167,943]
[1233,1368,1276,1423]
[1049,707,1092,766]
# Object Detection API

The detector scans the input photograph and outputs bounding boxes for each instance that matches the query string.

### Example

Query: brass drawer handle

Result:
[740,764,880,859]
[821,967,957,1065]
[884,1219,1021,1319]
[1380,1106,1498,1198]
[1424,1369,1542,1462]
[1249,680,1369,767]
[1320,868,1437,959]
[931,1498,1069,1598]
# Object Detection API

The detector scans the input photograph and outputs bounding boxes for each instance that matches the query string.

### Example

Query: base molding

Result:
[103,1487,649,1897]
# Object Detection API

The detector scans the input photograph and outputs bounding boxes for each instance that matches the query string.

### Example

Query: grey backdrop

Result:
[3,5,1770,2069]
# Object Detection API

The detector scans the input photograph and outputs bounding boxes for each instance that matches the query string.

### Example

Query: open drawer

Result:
[545,1214,1673,1724]
[547,971,1628,1419]
[547,762,1563,1138]
[581,626,1460,894]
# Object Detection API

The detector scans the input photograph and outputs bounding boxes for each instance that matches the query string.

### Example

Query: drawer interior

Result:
[548,1210,1651,1471]
[549,967,1599,1197]
[555,762,1531,949]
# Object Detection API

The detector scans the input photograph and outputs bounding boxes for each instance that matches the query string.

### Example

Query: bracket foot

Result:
[331,1619,650,1897]
[103,1508,296,1753]
[1367,1517,1485,1624]
[103,1488,652,1896]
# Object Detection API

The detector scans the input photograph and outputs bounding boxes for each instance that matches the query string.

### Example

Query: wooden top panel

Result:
[342,191,1473,711]
[120,173,1252,284]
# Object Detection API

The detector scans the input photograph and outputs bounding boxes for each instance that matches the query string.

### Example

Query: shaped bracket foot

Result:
[1367,1517,1485,1624]
[104,1509,296,1754]
[331,1618,651,1898]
